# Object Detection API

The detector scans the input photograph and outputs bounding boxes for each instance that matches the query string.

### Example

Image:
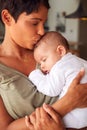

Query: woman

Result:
[0,0,87,130]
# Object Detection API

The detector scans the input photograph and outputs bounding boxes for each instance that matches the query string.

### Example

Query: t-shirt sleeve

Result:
[0,64,58,119]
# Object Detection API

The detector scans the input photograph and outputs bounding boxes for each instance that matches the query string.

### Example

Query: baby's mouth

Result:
[42,70,49,75]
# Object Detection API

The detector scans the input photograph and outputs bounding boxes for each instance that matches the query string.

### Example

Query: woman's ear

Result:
[56,45,66,57]
[1,9,12,25]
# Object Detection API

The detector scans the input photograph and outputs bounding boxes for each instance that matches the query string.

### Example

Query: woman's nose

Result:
[37,25,45,36]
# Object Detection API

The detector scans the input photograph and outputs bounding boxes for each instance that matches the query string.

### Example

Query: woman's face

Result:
[9,5,48,50]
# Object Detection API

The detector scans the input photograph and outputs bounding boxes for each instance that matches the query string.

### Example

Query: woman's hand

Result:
[66,68,87,108]
[25,103,65,130]
[52,69,87,117]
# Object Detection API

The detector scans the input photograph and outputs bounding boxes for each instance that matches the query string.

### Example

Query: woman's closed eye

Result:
[32,21,39,26]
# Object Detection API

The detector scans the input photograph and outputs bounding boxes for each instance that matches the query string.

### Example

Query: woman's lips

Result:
[33,36,41,43]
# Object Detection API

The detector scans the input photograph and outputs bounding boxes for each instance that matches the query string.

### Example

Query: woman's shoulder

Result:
[0,63,20,80]
[0,63,29,90]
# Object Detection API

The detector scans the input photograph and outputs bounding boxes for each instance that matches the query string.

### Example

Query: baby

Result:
[29,31,87,129]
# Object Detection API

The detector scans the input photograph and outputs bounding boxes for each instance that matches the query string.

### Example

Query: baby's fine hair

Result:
[40,31,70,51]
[0,0,50,22]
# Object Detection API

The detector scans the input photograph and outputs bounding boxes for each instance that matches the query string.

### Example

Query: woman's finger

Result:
[43,103,62,124]
[29,112,36,125]
[71,68,85,86]
[25,115,34,129]
[35,107,41,121]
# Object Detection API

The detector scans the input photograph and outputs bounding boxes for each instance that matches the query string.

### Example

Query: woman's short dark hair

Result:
[0,0,50,22]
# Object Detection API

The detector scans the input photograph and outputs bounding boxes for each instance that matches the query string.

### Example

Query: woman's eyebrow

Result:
[30,18,42,21]
[31,17,47,22]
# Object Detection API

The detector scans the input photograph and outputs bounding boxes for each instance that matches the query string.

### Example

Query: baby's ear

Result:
[56,45,66,56]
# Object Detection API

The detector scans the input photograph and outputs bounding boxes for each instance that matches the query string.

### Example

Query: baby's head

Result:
[34,31,69,73]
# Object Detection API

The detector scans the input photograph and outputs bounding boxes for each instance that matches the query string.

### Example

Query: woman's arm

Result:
[25,70,87,130]
[0,97,29,130]
[0,97,13,130]
[52,69,87,117]
[25,103,65,130]
[0,69,87,130]
[0,96,64,130]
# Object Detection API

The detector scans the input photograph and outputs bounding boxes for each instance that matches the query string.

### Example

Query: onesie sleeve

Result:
[29,67,65,97]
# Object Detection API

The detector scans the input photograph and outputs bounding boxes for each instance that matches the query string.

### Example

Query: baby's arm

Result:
[29,69,45,87]
[29,68,64,96]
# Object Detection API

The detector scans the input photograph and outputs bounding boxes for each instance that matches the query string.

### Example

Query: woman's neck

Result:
[0,41,31,58]
[0,42,36,76]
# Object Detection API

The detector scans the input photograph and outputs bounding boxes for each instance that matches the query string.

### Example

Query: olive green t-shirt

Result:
[0,63,58,119]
